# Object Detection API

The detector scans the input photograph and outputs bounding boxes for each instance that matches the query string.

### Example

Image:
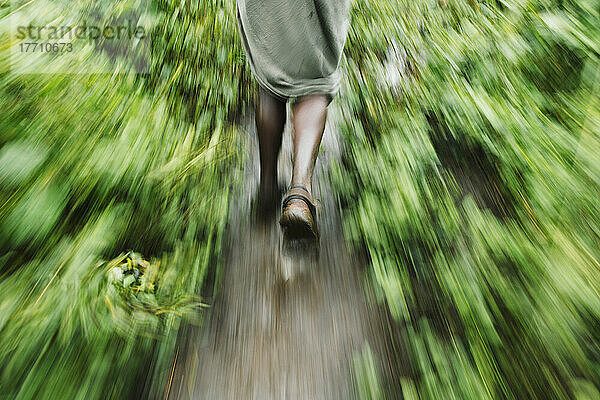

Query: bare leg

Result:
[290,94,329,193]
[279,94,329,238]
[256,87,286,203]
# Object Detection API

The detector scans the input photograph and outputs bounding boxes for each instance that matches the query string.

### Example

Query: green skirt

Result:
[236,0,351,101]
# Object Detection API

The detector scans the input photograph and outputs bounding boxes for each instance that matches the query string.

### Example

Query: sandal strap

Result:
[282,187,317,219]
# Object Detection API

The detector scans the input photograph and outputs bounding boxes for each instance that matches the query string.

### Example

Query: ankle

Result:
[260,178,278,194]
[289,179,312,193]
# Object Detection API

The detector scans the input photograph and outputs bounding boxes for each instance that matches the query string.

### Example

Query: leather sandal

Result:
[279,185,319,239]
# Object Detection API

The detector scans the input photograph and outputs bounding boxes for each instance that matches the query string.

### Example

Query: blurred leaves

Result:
[338,0,600,398]
[1,0,599,398]
[0,0,249,398]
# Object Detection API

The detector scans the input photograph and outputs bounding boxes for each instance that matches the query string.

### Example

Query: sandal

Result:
[279,185,319,239]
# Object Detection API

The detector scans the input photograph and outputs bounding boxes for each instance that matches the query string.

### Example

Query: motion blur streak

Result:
[1,0,599,399]
[165,115,398,399]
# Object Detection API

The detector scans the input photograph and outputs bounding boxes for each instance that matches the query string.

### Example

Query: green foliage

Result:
[0,0,249,398]
[337,0,600,398]
[2,0,599,398]
[354,345,384,400]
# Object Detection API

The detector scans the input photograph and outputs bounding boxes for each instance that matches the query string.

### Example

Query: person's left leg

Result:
[255,87,286,208]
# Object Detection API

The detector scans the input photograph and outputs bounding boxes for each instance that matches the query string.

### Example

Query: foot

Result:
[279,186,319,239]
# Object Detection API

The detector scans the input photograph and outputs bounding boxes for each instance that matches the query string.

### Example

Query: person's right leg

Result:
[279,94,329,238]
[290,94,329,193]
[256,87,286,206]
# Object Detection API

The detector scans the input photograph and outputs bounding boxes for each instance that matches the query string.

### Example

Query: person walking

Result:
[237,0,351,239]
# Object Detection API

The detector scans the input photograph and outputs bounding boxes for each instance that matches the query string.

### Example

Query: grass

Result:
[0,0,250,398]
[1,0,599,398]
[338,0,600,398]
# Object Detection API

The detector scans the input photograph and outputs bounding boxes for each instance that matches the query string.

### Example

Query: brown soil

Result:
[164,110,399,400]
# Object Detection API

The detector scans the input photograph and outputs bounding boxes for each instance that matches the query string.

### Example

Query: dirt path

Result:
[165,110,398,399]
